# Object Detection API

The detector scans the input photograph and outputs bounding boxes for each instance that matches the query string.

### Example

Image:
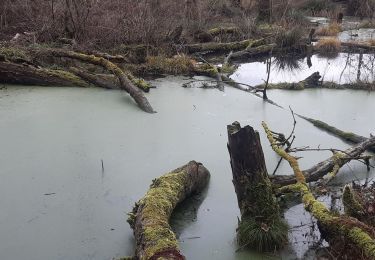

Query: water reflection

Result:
[231,53,375,85]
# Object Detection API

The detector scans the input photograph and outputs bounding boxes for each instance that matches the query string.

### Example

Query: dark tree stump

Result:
[227,122,288,251]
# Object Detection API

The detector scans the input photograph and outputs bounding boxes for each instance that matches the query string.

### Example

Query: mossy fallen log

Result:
[185,39,254,54]
[227,122,288,251]
[69,67,120,90]
[341,42,375,52]
[271,135,375,186]
[255,71,375,91]
[229,43,276,61]
[0,61,90,88]
[43,49,155,113]
[300,116,375,153]
[255,72,322,90]
[207,27,240,37]
[127,161,210,260]
[263,121,375,259]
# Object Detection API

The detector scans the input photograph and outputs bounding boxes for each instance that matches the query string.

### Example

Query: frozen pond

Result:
[0,78,374,260]
[231,53,375,85]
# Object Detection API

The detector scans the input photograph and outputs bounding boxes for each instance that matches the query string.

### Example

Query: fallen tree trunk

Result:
[69,67,120,90]
[300,116,375,153]
[255,71,322,90]
[263,121,375,259]
[229,43,276,61]
[0,61,90,88]
[185,39,254,54]
[271,135,375,186]
[42,49,155,113]
[207,27,240,37]
[256,71,375,91]
[341,42,375,52]
[227,122,288,251]
[69,68,152,92]
[127,161,210,260]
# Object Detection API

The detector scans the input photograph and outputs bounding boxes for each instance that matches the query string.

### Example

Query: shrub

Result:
[275,27,304,48]
[301,0,334,14]
[316,37,341,53]
[316,23,342,36]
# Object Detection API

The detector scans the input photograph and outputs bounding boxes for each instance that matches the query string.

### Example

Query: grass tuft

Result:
[275,27,304,48]
[316,23,342,36]
[237,217,289,252]
[316,37,341,53]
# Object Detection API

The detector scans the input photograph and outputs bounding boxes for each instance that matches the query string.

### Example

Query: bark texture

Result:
[227,122,287,251]
[127,161,210,260]
[0,61,90,87]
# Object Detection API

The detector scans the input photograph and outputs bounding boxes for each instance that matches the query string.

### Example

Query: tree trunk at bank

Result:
[127,161,210,260]
[227,122,288,251]
[43,49,155,113]
[0,61,90,87]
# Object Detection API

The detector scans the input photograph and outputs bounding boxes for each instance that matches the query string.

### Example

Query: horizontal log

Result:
[185,39,253,53]
[0,61,90,88]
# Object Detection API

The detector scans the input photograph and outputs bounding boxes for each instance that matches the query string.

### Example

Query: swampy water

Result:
[0,64,374,259]
[231,53,375,85]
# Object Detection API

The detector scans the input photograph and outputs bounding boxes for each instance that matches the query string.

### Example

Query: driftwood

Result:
[42,49,155,113]
[227,122,288,251]
[271,135,375,186]
[127,161,210,260]
[263,121,375,259]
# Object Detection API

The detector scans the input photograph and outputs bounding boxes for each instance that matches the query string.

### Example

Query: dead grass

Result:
[146,55,196,75]
[316,37,341,53]
[366,39,375,46]
[316,23,342,36]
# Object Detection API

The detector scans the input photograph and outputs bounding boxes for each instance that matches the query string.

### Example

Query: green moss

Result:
[263,121,375,259]
[44,68,91,88]
[0,47,29,61]
[303,117,363,143]
[260,82,305,90]
[128,169,191,259]
[343,185,364,218]
[207,27,239,36]
[347,227,375,257]
[187,39,253,53]
[126,73,151,92]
